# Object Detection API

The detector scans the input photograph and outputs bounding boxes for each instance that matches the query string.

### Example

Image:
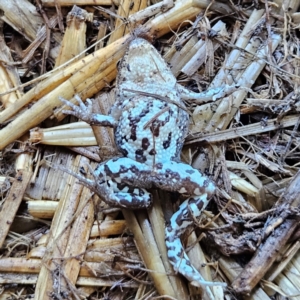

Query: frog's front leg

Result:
[60,95,117,127]
[178,83,239,103]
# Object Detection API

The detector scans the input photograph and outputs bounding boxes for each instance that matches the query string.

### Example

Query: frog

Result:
[60,37,229,290]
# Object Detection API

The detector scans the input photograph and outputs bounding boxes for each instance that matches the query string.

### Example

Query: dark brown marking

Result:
[139,105,150,118]
[168,255,177,263]
[141,137,150,150]
[130,124,137,141]
[156,163,163,169]
[175,209,190,227]
[197,200,204,210]
[165,169,181,181]
[189,198,204,210]
[149,149,156,155]
[185,169,195,174]
[203,179,210,188]
[121,148,128,156]
[135,149,147,163]
[163,132,172,149]
[185,260,192,266]
[151,124,160,137]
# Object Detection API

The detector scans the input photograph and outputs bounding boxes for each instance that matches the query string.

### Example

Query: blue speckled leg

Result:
[58,152,225,288]
[95,158,225,287]
[92,157,153,209]
[165,195,226,287]
[150,161,226,287]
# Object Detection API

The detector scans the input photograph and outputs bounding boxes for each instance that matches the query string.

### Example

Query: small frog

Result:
[60,38,228,290]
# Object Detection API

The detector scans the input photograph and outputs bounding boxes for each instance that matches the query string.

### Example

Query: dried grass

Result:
[1,0,300,299]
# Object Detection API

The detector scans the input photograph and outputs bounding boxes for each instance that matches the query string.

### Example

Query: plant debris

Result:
[1,1,300,299]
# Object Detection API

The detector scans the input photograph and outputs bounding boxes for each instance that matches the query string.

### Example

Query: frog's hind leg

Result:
[92,157,153,209]
[51,157,152,209]
[155,161,226,287]
[165,194,226,288]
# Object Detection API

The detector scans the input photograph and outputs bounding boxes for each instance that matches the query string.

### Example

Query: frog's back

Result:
[115,95,188,165]
[112,38,189,166]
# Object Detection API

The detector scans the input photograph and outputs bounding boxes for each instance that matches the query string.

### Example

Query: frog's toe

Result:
[166,234,226,287]
[61,98,93,122]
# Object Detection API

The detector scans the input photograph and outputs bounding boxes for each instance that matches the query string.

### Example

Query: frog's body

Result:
[115,95,188,165]
[60,38,227,291]
[112,39,189,165]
